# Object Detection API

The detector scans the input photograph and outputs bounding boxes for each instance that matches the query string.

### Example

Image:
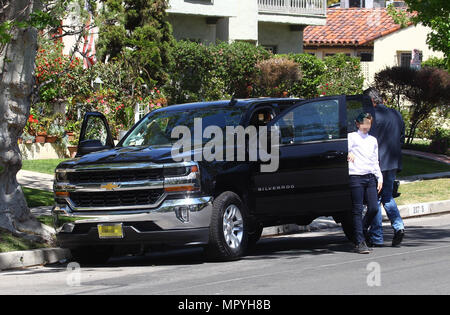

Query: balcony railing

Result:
[258,0,326,16]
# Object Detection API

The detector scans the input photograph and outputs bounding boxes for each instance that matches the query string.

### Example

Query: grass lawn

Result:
[0,228,48,253]
[22,187,54,208]
[400,155,450,177]
[21,158,66,175]
[396,178,450,206]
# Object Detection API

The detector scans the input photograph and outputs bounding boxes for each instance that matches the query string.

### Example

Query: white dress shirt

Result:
[348,130,382,182]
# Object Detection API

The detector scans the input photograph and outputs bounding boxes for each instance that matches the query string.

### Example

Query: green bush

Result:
[166,41,271,103]
[284,53,326,98]
[318,54,364,96]
[212,41,271,98]
[430,128,450,155]
[166,40,219,104]
[422,57,450,72]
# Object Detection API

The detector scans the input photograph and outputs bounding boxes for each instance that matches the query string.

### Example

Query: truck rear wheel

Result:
[205,191,248,261]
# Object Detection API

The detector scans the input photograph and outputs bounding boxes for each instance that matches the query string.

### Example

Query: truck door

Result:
[251,96,351,217]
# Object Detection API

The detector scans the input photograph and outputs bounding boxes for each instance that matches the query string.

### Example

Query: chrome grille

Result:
[69,189,164,208]
[67,168,163,184]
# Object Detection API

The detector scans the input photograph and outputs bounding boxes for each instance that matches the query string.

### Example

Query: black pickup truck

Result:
[52,95,375,263]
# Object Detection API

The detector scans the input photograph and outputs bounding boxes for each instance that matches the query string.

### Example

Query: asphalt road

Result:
[1,213,450,295]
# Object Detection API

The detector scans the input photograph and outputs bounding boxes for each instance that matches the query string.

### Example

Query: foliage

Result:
[430,128,450,155]
[403,0,450,69]
[283,53,326,98]
[96,0,174,91]
[318,54,364,96]
[213,41,271,98]
[166,40,271,103]
[165,40,222,104]
[374,66,450,144]
[374,66,417,112]
[255,57,302,97]
[386,4,411,28]
[422,57,450,71]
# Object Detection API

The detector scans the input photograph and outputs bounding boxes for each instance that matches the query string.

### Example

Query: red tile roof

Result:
[304,8,412,47]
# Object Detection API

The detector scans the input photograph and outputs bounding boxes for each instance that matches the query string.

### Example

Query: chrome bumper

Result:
[52,196,214,234]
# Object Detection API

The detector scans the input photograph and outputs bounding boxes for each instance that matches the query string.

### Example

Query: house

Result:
[303,7,444,87]
[167,0,327,54]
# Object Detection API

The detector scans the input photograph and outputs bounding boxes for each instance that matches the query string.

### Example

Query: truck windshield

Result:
[121,107,245,147]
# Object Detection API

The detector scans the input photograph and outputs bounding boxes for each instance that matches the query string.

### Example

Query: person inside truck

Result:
[347,113,383,254]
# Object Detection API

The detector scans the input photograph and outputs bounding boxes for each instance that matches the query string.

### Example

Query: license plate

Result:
[98,223,123,239]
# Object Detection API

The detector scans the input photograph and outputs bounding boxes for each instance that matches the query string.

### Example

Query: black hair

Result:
[363,87,383,104]
[356,112,373,123]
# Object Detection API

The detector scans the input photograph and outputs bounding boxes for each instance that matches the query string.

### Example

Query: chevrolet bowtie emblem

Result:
[101,183,119,191]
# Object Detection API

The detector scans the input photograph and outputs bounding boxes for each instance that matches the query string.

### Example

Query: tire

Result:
[70,246,113,265]
[205,191,248,261]
[334,212,356,244]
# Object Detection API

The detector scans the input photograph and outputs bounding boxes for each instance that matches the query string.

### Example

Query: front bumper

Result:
[52,196,213,249]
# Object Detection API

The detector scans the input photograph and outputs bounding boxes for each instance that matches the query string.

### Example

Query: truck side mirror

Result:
[76,112,115,157]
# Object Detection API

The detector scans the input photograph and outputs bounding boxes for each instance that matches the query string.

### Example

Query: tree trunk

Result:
[0,0,53,242]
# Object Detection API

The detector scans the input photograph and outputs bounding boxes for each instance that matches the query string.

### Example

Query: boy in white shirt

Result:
[347,113,383,254]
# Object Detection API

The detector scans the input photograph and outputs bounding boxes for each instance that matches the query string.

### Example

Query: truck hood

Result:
[57,145,182,169]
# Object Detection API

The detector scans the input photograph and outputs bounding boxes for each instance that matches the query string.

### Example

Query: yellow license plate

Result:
[98,224,123,239]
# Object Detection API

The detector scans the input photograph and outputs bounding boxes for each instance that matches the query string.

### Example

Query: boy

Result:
[348,113,383,254]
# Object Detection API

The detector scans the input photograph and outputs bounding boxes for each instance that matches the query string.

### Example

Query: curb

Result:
[0,248,71,272]
[398,171,450,184]
[262,199,450,237]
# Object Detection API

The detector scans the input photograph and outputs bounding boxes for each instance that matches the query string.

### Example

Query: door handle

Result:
[322,151,345,159]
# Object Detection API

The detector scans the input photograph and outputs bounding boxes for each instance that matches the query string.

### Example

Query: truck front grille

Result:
[67,169,163,184]
[69,189,164,208]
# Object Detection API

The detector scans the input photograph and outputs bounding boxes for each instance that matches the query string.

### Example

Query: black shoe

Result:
[354,242,371,254]
[392,229,405,247]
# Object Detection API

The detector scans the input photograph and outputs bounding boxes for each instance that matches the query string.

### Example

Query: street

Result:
[1,213,450,295]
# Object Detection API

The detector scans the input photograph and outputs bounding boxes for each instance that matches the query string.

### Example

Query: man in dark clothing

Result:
[364,88,406,247]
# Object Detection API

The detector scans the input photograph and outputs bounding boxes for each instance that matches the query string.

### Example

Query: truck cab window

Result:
[274,99,340,144]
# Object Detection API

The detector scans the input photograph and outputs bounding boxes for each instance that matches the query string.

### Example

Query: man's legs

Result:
[368,204,384,245]
[368,169,405,245]
[380,170,405,232]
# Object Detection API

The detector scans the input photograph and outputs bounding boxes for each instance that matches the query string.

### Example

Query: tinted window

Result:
[121,107,244,147]
[84,116,108,146]
[274,99,340,144]
[346,96,374,133]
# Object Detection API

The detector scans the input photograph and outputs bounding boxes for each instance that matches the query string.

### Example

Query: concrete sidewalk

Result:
[17,170,54,192]
[402,149,450,165]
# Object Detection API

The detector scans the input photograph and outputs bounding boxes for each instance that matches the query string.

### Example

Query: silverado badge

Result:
[101,183,119,191]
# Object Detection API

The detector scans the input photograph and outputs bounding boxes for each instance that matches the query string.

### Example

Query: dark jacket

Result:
[370,104,405,172]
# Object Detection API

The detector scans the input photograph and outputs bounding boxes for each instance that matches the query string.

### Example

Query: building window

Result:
[185,0,214,4]
[399,51,422,68]
[263,45,278,54]
[358,52,373,62]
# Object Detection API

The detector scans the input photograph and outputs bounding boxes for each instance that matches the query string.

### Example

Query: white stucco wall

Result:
[168,14,218,44]
[368,24,444,85]
[168,0,237,17]
[228,0,258,42]
[258,22,303,54]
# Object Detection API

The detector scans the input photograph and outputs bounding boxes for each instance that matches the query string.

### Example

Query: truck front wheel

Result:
[205,191,248,261]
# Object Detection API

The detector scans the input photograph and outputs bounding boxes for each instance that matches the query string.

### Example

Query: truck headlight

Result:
[55,169,67,182]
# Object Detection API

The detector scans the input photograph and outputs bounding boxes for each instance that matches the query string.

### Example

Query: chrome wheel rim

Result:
[223,204,244,249]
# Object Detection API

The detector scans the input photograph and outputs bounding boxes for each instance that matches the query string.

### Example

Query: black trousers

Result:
[349,174,379,245]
